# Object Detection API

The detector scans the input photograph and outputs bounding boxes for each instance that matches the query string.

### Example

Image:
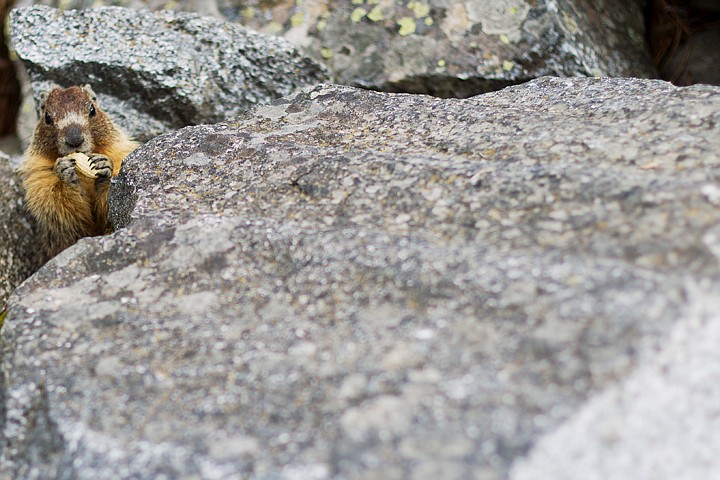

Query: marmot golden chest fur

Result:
[19,85,138,259]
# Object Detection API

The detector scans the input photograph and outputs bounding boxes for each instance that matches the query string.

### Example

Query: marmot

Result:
[19,85,138,259]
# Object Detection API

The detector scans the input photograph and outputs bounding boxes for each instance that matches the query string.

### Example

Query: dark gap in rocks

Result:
[645,0,720,86]
[358,76,526,99]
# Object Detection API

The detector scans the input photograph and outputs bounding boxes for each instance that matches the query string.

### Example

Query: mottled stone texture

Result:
[2,78,720,479]
[0,156,42,310]
[14,0,656,97]
[229,0,657,96]
[10,5,330,142]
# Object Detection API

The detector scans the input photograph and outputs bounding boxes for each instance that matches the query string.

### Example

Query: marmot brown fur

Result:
[19,85,138,259]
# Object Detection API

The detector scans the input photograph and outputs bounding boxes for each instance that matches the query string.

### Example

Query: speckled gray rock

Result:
[14,0,221,17]
[2,78,720,479]
[10,5,330,142]
[14,0,656,98]
[224,0,657,96]
[0,155,42,310]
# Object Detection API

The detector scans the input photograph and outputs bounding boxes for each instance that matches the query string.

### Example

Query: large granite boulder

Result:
[14,0,657,97]
[2,77,720,478]
[0,156,41,310]
[10,5,330,142]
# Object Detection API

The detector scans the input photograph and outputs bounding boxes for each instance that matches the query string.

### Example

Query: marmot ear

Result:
[38,90,49,110]
[33,82,60,115]
[35,90,51,116]
[82,84,98,102]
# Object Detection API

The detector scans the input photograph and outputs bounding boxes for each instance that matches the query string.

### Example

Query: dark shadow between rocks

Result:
[360,75,527,99]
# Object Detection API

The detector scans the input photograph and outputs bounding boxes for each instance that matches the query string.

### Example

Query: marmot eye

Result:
[44,111,52,125]
[89,104,96,117]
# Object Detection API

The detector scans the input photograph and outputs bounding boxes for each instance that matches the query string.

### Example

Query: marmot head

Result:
[35,85,106,157]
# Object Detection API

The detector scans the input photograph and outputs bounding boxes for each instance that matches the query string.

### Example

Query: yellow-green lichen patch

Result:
[241,7,255,20]
[397,17,416,36]
[290,12,305,27]
[266,21,283,34]
[351,7,368,22]
[321,47,333,59]
[367,5,384,22]
[408,1,430,18]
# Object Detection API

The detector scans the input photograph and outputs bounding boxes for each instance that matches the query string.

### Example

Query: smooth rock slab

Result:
[2,78,720,479]
[10,5,330,142]
[509,288,720,480]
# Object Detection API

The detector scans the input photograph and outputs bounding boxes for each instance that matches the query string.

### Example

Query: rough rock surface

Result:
[10,5,330,142]
[2,78,720,479]
[0,155,41,310]
[15,0,657,97]
[13,0,222,18]
[223,0,657,96]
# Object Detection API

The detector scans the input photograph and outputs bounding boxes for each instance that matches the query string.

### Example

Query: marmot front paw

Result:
[88,154,113,181]
[54,156,78,185]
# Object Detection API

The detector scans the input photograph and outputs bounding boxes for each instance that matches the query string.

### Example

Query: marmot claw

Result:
[89,154,113,180]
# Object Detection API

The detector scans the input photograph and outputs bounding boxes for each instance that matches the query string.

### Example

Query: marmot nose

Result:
[64,126,84,149]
